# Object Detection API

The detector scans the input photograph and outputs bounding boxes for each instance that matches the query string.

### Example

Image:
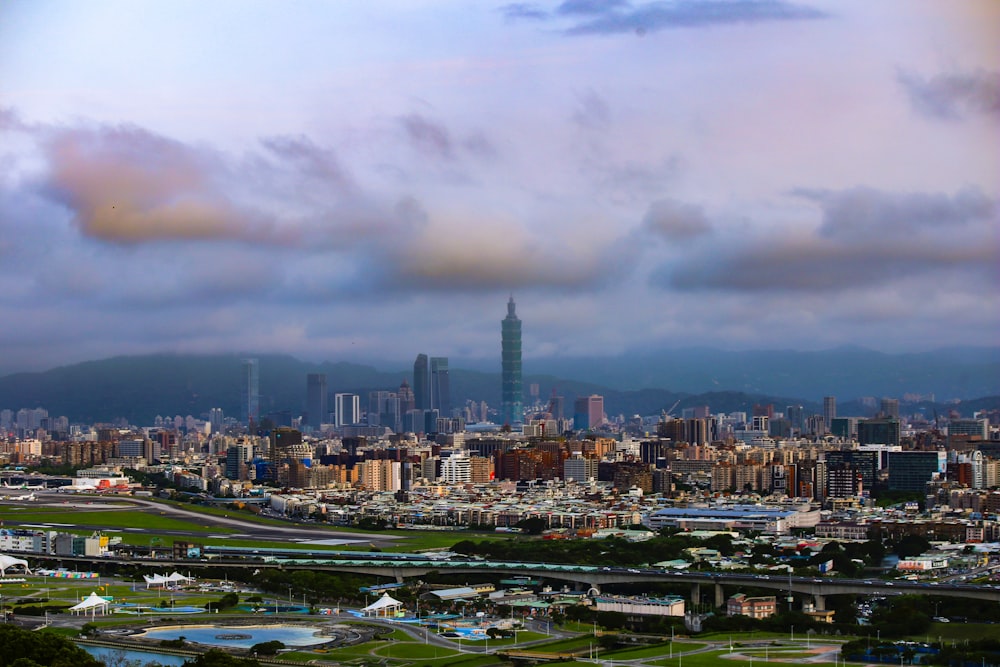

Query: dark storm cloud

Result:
[661,186,999,292]
[642,198,712,239]
[562,0,827,36]
[897,68,1000,120]
[500,3,549,21]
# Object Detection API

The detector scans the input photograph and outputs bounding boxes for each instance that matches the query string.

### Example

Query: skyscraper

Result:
[823,396,837,429]
[413,353,429,411]
[334,393,360,427]
[574,395,604,430]
[501,296,522,425]
[305,373,328,430]
[430,356,450,416]
[241,358,260,426]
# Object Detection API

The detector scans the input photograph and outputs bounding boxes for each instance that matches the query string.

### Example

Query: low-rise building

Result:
[727,593,777,619]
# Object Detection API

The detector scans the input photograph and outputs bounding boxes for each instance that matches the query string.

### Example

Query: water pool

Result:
[140,624,327,649]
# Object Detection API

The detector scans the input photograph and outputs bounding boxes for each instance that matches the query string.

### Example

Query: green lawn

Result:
[0,502,516,554]
[647,648,761,667]
[515,635,600,654]
[606,642,708,659]
[0,507,234,534]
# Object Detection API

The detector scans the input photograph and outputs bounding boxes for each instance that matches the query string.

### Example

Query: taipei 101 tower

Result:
[501,296,523,426]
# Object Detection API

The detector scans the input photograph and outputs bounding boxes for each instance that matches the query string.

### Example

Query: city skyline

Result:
[0,2,997,375]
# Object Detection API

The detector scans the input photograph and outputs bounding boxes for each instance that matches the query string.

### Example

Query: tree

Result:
[182,649,261,667]
[892,535,931,558]
[250,640,285,656]
[515,517,547,535]
[0,625,103,667]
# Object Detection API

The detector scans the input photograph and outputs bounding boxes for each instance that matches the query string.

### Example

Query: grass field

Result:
[0,507,235,534]
[0,499,515,553]
[605,641,708,659]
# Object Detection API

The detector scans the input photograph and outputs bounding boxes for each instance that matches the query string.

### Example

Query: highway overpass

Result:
[28,553,1000,611]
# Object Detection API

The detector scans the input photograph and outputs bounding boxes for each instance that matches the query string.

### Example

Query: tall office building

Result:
[334,393,360,427]
[574,395,605,430]
[430,357,450,416]
[241,358,260,426]
[208,408,225,434]
[822,396,837,429]
[786,405,804,432]
[413,353,429,411]
[858,418,901,446]
[501,296,523,425]
[398,379,415,415]
[305,373,328,430]
[368,390,401,432]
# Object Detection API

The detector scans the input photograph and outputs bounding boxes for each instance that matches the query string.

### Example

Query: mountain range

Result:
[0,347,997,426]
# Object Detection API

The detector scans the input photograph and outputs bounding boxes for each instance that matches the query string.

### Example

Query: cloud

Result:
[572,89,611,130]
[661,186,999,292]
[668,237,996,292]
[795,186,997,240]
[39,123,252,243]
[561,0,827,36]
[375,212,628,292]
[500,3,549,21]
[897,68,1000,120]
[399,113,454,160]
[642,198,712,239]
[24,120,425,249]
[557,0,630,16]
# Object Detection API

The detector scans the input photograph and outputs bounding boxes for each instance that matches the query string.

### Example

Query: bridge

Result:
[31,554,1000,611]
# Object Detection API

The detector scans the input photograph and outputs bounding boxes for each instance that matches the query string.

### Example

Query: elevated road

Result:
[28,553,1000,611]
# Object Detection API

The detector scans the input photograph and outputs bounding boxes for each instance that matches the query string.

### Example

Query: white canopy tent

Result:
[69,592,111,616]
[0,554,31,576]
[361,592,404,617]
[143,571,194,589]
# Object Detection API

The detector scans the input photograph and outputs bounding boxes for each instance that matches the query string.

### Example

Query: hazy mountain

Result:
[0,348,996,425]
[508,346,1000,401]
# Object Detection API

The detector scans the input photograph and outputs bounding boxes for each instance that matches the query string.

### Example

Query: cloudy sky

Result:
[1,1,998,374]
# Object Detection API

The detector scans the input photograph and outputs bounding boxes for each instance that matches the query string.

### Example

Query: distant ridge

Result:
[0,349,997,426]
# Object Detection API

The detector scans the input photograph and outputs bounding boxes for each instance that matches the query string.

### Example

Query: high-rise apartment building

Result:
[241,358,260,426]
[501,296,523,425]
[413,354,429,411]
[430,357,450,416]
[305,373,328,430]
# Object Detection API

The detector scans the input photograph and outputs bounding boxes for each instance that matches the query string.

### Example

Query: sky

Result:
[1,0,998,375]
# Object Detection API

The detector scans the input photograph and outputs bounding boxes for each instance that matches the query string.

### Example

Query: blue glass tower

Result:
[501,297,522,426]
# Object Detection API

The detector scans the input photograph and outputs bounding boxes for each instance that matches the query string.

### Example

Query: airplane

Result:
[1,481,45,490]
[6,492,36,501]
